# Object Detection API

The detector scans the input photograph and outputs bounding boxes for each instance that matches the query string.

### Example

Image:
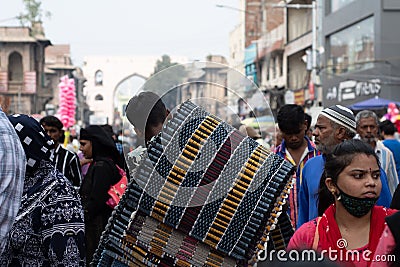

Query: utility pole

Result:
[261,0,267,38]
[216,3,261,86]
[311,0,317,101]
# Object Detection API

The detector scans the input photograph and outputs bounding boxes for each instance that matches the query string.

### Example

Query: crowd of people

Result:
[274,104,400,266]
[0,92,399,266]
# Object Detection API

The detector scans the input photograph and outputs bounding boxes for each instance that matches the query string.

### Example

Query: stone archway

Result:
[113,73,147,130]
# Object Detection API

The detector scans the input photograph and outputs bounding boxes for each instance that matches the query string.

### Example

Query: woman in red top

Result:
[287,139,397,266]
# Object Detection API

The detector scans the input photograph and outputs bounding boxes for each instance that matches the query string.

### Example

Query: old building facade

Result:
[0,25,50,114]
[81,55,188,129]
[234,0,400,118]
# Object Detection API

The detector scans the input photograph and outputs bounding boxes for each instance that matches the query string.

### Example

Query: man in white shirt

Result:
[355,110,398,194]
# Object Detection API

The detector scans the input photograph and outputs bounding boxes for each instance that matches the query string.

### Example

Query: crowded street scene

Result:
[0,0,400,266]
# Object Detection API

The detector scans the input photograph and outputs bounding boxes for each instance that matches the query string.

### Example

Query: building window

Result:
[95,94,104,101]
[8,52,23,81]
[328,16,374,74]
[95,70,103,86]
[330,0,356,13]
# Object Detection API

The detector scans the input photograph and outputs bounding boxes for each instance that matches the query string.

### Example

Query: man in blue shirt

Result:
[297,105,392,229]
[379,120,400,179]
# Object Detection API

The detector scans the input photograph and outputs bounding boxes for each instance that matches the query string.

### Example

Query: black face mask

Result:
[336,187,378,217]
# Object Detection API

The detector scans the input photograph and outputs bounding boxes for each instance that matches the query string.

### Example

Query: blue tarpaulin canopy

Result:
[348,96,400,110]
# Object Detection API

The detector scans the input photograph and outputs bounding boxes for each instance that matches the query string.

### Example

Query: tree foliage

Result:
[144,55,186,110]
[153,55,175,74]
[17,0,51,27]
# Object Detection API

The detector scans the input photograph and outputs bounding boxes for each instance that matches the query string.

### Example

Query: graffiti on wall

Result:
[326,79,381,102]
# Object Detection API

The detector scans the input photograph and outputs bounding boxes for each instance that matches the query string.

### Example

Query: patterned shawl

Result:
[0,114,86,266]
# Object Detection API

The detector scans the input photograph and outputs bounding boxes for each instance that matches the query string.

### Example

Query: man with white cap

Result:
[297,105,392,229]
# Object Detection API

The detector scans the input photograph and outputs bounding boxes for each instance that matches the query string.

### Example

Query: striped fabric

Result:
[376,140,399,195]
[93,101,295,266]
[320,105,357,133]
[53,144,82,187]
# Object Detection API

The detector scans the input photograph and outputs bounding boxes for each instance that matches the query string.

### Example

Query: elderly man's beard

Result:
[316,132,338,154]
[317,142,337,154]
[361,135,377,144]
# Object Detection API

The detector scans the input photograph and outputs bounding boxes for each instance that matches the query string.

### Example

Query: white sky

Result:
[0,0,240,66]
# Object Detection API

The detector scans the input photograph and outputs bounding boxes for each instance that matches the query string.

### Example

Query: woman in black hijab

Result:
[1,114,85,266]
[79,125,123,265]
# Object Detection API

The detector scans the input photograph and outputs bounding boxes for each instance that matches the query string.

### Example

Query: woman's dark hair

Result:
[317,139,380,215]
[80,125,124,168]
